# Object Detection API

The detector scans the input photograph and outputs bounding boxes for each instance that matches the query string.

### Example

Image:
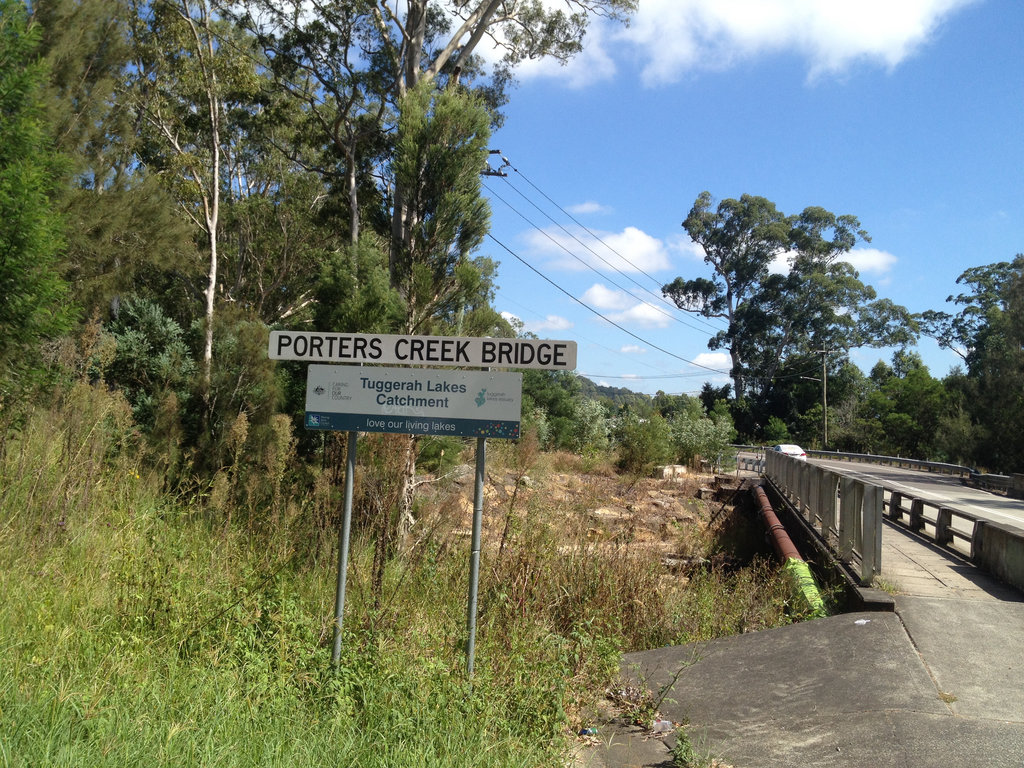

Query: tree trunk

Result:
[397,433,419,544]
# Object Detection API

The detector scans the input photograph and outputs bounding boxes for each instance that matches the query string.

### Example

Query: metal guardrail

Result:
[968,472,1024,498]
[764,451,882,586]
[730,444,974,479]
[804,449,973,478]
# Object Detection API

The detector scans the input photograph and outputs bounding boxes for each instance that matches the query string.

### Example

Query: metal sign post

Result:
[465,437,486,678]
[331,430,357,665]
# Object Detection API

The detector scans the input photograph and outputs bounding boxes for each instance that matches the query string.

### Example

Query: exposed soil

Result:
[421,459,757,573]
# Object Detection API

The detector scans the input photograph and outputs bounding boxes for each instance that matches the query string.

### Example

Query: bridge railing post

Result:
[801,463,814,523]
[909,498,926,532]
[839,476,861,562]
[935,507,954,546]
[887,491,903,522]
[860,483,883,585]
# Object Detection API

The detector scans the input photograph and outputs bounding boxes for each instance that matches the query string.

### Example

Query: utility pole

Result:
[801,350,830,449]
[816,349,829,449]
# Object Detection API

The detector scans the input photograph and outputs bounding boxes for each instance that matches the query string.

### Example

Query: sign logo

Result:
[475,389,487,407]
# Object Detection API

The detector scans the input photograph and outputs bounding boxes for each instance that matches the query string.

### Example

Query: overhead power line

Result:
[487,233,731,376]
[503,160,726,334]
[484,181,717,338]
[496,174,720,331]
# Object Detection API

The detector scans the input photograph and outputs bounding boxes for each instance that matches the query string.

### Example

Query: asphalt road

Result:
[809,457,1024,533]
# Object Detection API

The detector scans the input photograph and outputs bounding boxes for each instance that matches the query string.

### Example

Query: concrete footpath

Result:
[578,523,1024,767]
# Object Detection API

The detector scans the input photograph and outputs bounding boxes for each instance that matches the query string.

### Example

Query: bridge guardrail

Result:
[733,445,1022,494]
[967,472,1024,499]
[798,448,972,478]
[764,451,882,586]
[760,451,1024,594]
[732,445,973,480]
[882,488,1024,592]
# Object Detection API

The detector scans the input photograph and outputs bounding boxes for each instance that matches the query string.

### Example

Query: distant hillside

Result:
[577,376,651,410]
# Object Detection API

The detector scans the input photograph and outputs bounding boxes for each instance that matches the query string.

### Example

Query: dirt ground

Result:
[423,457,753,571]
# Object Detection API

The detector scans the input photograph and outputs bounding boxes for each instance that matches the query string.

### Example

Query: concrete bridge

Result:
[581,453,1024,768]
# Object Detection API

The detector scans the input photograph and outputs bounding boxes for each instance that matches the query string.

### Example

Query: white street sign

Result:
[270,331,576,371]
[305,365,523,439]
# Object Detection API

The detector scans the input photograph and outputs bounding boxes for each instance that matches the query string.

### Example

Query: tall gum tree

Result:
[226,0,637,281]
[662,191,790,402]
[920,256,1024,471]
[226,0,635,542]
[127,0,261,404]
[664,191,916,417]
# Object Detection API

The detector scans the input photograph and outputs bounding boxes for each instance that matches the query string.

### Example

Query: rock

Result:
[654,464,688,479]
[591,506,633,521]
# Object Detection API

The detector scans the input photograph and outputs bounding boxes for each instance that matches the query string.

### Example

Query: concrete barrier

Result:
[765,455,1024,593]
[764,450,882,586]
[973,521,1024,593]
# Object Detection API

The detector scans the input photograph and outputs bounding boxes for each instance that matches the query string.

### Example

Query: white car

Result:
[771,443,807,460]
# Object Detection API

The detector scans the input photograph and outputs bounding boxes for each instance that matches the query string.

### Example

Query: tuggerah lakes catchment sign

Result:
[268,330,573,673]
[304,365,523,439]
[269,330,576,371]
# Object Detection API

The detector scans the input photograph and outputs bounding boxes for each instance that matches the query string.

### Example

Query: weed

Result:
[873,575,903,595]
[672,725,720,768]
[0,384,802,767]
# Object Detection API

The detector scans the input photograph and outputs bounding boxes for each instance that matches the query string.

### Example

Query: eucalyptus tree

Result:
[921,256,1024,471]
[662,192,790,402]
[226,0,636,283]
[918,256,1024,364]
[664,191,916,417]
[126,0,264,397]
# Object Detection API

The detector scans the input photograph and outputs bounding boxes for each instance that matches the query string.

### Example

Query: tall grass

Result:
[0,382,799,767]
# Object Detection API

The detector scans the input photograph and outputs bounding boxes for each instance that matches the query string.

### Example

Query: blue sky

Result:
[475,0,1023,395]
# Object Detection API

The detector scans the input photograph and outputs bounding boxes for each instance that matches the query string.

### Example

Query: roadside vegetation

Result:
[1,381,797,767]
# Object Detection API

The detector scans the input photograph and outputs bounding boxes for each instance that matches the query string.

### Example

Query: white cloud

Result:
[607,301,672,328]
[583,285,677,328]
[525,314,574,333]
[769,250,794,275]
[507,0,977,87]
[667,235,707,263]
[499,309,572,334]
[842,247,897,275]
[511,18,619,88]
[621,0,979,85]
[582,283,630,310]
[620,344,647,354]
[767,247,898,276]
[523,225,672,273]
[693,351,731,371]
[568,200,613,215]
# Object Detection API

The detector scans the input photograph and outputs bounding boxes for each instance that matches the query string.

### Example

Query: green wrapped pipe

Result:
[784,557,827,618]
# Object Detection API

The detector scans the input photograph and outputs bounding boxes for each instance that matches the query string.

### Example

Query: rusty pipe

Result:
[754,485,802,561]
[754,484,827,617]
